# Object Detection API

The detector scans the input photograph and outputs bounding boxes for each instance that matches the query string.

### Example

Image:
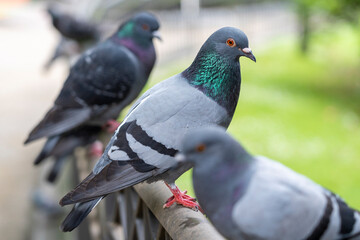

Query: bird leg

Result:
[103,119,121,133]
[163,183,203,213]
[88,140,103,158]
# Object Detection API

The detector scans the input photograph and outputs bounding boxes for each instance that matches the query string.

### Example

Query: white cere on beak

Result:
[175,153,186,163]
[241,47,252,54]
[152,31,162,41]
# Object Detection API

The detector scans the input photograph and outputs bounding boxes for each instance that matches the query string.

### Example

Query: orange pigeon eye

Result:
[226,38,236,47]
[196,144,206,153]
[142,24,150,31]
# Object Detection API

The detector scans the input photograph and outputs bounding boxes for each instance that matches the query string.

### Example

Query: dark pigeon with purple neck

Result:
[110,12,159,76]
[24,12,161,184]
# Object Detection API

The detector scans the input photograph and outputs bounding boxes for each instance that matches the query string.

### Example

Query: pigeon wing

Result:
[25,106,92,143]
[57,42,139,107]
[231,156,359,240]
[25,42,139,143]
[60,75,229,205]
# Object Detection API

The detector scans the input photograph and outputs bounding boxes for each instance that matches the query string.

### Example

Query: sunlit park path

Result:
[0,2,70,240]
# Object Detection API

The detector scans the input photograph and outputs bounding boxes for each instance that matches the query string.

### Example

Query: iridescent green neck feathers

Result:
[183,51,241,116]
[117,21,135,38]
[116,21,150,47]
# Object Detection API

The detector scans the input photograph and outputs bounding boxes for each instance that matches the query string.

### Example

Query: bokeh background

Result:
[0,0,359,239]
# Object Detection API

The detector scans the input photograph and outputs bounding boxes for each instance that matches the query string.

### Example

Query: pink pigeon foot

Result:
[103,119,121,133]
[163,183,203,213]
[89,140,103,158]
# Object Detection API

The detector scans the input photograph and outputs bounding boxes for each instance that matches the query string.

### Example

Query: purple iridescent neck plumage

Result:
[111,37,156,76]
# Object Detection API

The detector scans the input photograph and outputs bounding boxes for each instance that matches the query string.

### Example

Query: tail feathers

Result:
[43,43,63,71]
[47,156,67,183]
[60,197,103,232]
[59,162,153,206]
[34,136,60,165]
[24,107,91,144]
[34,125,102,166]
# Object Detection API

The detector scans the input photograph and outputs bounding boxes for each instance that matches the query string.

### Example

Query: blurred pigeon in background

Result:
[44,5,101,70]
[176,126,360,240]
[59,27,256,232]
[47,6,100,43]
[25,12,161,183]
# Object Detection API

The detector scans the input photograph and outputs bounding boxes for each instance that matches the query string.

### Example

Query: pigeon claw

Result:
[163,197,201,212]
[103,119,121,133]
[164,190,196,204]
[88,140,103,158]
[163,183,203,213]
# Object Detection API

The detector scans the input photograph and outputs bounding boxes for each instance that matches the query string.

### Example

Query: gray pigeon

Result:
[25,12,161,182]
[59,27,256,231]
[176,126,360,240]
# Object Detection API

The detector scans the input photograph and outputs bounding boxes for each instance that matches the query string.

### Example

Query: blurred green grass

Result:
[132,24,360,208]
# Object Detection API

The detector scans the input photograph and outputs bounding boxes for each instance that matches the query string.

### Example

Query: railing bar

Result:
[98,200,115,240]
[105,193,118,222]
[71,156,93,240]
[165,231,172,240]
[135,218,146,240]
[156,225,167,240]
[125,188,137,240]
[143,203,160,240]
[118,192,130,239]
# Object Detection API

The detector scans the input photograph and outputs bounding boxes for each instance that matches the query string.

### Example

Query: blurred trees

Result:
[201,0,360,54]
[319,0,360,23]
[51,0,360,54]
[294,0,360,53]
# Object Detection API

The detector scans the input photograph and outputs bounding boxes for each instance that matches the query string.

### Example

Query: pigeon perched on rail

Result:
[47,6,100,43]
[175,126,360,240]
[59,27,256,232]
[25,12,161,182]
[44,6,101,70]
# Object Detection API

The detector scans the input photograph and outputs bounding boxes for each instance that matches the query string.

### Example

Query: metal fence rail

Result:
[93,188,173,240]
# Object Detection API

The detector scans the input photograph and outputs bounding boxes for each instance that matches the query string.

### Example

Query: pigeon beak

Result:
[170,153,187,170]
[240,47,256,62]
[174,153,186,163]
[152,31,162,41]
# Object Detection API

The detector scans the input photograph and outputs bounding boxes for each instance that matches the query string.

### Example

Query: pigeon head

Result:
[183,27,255,117]
[177,127,255,237]
[116,12,161,45]
[176,126,229,167]
[200,27,255,62]
[176,126,253,171]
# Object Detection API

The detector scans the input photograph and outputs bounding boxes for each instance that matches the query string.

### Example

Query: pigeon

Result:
[47,6,100,43]
[175,126,360,240]
[44,6,101,70]
[25,12,161,183]
[59,27,256,232]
